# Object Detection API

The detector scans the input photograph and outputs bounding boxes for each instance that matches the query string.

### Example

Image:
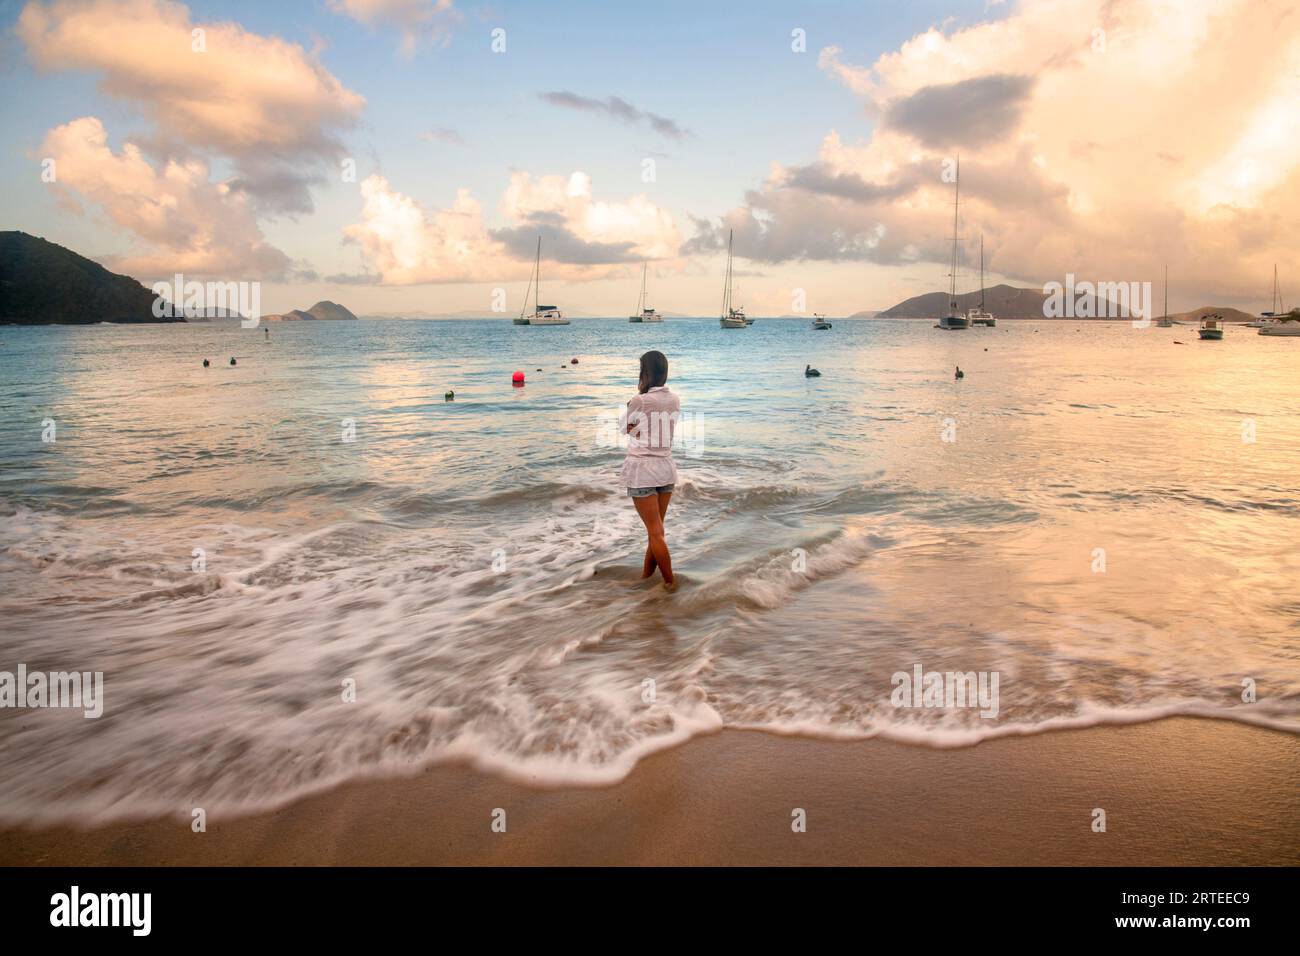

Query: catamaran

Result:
[966,234,995,326]
[628,263,662,323]
[938,158,969,330]
[719,230,747,328]
[516,236,569,326]
[1258,264,1299,334]
[1250,264,1290,331]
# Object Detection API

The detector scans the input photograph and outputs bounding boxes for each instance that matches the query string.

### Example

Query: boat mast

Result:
[518,237,536,321]
[534,236,541,318]
[1274,263,1280,313]
[1163,264,1168,319]
[640,262,647,313]
[722,230,733,317]
[949,157,960,312]
[979,233,985,312]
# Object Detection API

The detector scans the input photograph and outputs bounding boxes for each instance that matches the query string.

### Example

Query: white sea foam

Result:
[2,319,1299,824]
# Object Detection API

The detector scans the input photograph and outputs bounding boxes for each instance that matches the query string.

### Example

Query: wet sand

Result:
[1,717,1296,866]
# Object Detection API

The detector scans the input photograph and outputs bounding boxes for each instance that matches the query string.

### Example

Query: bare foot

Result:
[661,578,678,593]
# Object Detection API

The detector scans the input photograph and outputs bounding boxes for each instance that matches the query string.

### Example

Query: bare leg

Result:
[640,491,672,577]
[633,494,673,585]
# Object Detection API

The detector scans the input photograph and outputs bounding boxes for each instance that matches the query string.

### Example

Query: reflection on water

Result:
[0,318,1296,822]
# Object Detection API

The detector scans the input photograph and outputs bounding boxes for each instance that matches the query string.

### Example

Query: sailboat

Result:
[719,230,747,328]
[937,158,970,330]
[1156,264,1174,326]
[516,236,569,326]
[628,263,663,323]
[966,233,996,326]
[1251,264,1297,332]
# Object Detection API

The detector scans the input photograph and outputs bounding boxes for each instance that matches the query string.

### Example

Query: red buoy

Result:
[570,357,579,365]
[512,370,525,386]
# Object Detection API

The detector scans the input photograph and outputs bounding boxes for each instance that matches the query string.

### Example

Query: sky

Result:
[2,0,1298,317]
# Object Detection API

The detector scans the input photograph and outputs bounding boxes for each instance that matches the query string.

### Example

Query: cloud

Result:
[491,219,640,265]
[539,92,689,141]
[880,74,1034,148]
[38,117,291,278]
[420,127,464,145]
[696,0,1300,302]
[329,0,461,56]
[19,0,364,213]
[344,170,682,284]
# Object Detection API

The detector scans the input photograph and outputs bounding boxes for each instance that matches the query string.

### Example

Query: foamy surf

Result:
[3,319,1299,825]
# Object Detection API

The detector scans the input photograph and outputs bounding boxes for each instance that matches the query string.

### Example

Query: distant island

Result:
[877,284,1074,320]
[265,301,358,322]
[873,283,1276,322]
[0,231,177,325]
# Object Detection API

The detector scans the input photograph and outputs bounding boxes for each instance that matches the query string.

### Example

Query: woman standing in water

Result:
[622,350,679,589]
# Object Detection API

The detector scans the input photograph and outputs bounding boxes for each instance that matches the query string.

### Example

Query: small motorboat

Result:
[1198,315,1224,340]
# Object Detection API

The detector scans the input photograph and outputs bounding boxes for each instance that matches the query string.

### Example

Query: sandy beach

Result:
[2,717,1295,866]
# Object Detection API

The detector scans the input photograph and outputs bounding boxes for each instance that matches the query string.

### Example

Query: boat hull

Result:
[938,315,970,330]
[1198,329,1223,340]
[1259,325,1300,336]
[720,318,746,328]
[512,318,530,325]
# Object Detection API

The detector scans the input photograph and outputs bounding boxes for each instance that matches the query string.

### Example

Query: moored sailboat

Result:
[628,263,663,323]
[938,158,969,330]
[1156,264,1174,326]
[719,230,747,328]
[1251,265,1291,331]
[967,234,996,326]
[517,237,569,326]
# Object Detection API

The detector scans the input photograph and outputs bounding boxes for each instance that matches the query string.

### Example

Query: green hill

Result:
[0,231,175,324]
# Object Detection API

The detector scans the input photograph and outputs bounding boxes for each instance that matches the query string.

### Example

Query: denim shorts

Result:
[627,483,675,498]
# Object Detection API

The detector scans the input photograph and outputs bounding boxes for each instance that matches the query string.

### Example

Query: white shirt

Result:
[619,386,680,488]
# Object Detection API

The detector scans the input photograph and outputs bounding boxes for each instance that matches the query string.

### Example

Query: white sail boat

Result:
[719,230,747,328]
[1258,264,1299,335]
[937,158,970,330]
[1250,264,1287,329]
[966,234,995,326]
[1156,264,1174,326]
[628,263,662,323]
[517,236,569,326]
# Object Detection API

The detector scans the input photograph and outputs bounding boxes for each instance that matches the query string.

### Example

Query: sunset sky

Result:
[3,0,1298,316]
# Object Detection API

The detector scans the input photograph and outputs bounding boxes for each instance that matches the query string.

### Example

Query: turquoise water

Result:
[1,318,1297,822]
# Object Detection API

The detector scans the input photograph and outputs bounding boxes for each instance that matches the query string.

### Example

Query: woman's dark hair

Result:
[637,350,669,394]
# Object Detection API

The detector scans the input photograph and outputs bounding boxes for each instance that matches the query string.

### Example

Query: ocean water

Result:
[0,317,1297,824]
